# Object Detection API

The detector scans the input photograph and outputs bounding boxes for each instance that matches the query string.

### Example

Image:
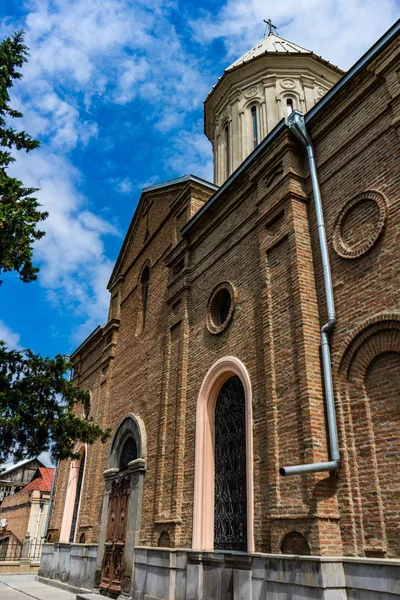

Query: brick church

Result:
[40,20,400,600]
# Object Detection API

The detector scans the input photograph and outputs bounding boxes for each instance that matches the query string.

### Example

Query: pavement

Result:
[0,574,76,600]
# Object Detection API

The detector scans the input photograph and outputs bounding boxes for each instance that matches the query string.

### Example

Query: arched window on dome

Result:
[224,123,230,179]
[251,105,259,149]
[286,98,294,117]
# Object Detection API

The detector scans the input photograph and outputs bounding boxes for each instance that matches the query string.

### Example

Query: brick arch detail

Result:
[337,316,400,557]
[280,530,311,555]
[192,356,254,552]
[335,312,400,373]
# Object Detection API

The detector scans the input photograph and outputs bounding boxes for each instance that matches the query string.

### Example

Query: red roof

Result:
[22,467,54,492]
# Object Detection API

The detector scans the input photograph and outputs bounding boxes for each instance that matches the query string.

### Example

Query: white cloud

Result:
[111,177,135,194]
[191,0,399,70]
[164,124,213,182]
[18,0,210,132]
[0,321,22,351]
[139,175,160,189]
[8,149,118,335]
[1,0,214,345]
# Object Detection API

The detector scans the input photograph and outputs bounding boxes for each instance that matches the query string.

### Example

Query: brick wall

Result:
[1,490,31,543]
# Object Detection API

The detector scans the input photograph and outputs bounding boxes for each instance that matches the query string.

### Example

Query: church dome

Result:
[205,30,344,186]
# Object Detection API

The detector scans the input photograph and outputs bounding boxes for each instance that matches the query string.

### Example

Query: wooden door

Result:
[100,476,130,594]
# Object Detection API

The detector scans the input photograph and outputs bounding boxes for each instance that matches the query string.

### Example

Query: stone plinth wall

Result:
[132,547,400,600]
[38,542,97,592]
[39,544,400,599]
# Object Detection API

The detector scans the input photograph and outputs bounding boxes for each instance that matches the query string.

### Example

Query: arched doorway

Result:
[193,357,254,553]
[96,414,146,596]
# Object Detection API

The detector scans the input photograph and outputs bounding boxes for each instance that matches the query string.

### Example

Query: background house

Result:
[0,467,54,564]
[0,458,45,506]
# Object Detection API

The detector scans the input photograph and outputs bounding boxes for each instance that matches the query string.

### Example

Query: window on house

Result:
[251,105,258,149]
[286,98,294,116]
[141,266,150,329]
[224,124,230,178]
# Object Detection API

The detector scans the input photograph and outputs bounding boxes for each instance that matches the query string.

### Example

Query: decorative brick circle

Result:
[206,281,237,335]
[332,190,388,259]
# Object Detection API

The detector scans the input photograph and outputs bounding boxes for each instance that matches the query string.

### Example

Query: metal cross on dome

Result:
[263,18,277,36]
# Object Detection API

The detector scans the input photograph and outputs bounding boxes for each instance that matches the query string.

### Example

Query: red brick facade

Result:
[48,30,400,559]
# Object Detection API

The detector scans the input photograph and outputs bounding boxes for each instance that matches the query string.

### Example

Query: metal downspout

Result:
[44,461,58,538]
[280,110,340,476]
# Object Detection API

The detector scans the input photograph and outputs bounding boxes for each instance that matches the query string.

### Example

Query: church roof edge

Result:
[142,174,217,193]
[70,324,105,361]
[107,175,218,293]
[182,118,286,237]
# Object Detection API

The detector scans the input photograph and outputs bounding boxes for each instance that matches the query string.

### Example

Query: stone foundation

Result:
[39,544,400,599]
[38,542,97,592]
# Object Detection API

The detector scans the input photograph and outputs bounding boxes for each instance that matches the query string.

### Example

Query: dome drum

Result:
[205,33,344,186]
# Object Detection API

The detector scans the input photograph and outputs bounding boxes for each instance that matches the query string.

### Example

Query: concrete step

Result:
[76,594,101,600]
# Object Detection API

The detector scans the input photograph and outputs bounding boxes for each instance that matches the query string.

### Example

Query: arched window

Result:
[286,98,294,116]
[69,451,85,543]
[141,266,150,329]
[214,376,247,551]
[119,436,138,470]
[251,105,258,149]
[224,123,230,178]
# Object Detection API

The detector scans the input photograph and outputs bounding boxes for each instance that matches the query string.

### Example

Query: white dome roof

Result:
[225,33,312,72]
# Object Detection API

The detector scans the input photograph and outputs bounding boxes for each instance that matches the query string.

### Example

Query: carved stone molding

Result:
[332,190,388,259]
[244,86,258,98]
[122,575,131,595]
[281,78,296,89]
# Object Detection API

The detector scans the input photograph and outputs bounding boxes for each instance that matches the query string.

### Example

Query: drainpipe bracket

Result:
[286,110,312,148]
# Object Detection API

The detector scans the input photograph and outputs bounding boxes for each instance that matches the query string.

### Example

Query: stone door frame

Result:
[95,413,147,597]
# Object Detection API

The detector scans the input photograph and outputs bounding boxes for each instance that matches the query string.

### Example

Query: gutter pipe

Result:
[280,110,339,477]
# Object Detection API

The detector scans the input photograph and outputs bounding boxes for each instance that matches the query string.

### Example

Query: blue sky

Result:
[0,0,399,359]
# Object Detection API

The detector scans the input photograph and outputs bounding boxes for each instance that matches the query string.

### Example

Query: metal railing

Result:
[0,538,22,561]
[0,535,44,562]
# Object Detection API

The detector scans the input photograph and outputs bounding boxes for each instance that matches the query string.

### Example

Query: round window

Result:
[206,282,236,334]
